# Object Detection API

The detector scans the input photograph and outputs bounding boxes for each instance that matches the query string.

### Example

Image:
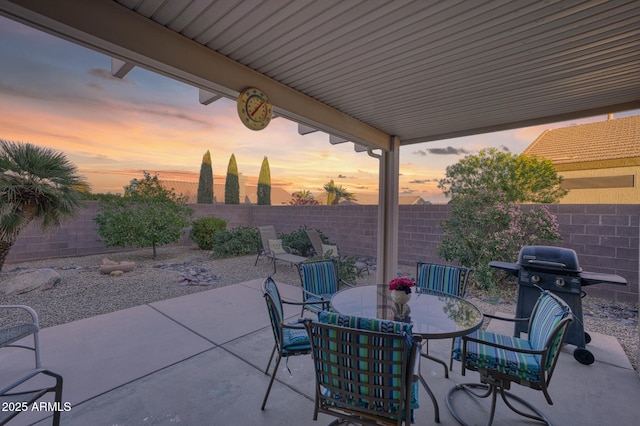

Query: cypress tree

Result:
[224,153,240,204]
[257,156,271,205]
[196,150,214,204]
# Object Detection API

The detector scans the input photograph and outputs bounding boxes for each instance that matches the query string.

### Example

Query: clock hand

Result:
[250,101,265,117]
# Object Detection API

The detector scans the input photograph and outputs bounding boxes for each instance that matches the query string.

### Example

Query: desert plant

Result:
[0,140,89,272]
[190,216,227,250]
[211,226,260,257]
[224,153,240,204]
[257,156,271,205]
[197,150,214,204]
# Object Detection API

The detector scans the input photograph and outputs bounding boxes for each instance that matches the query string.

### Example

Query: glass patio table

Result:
[330,285,484,423]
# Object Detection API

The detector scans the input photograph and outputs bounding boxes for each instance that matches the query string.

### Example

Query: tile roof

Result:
[523,115,640,164]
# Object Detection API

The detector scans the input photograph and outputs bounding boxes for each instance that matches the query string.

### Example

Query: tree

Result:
[288,190,319,205]
[438,148,567,203]
[323,180,356,205]
[94,171,193,259]
[257,156,271,205]
[197,150,214,204]
[0,140,89,271]
[437,149,565,292]
[225,154,240,204]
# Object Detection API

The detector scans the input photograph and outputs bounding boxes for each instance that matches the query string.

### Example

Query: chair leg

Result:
[261,353,282,410]
[421,340,449,378]
[34,331,42,368]
[446,382,552,426]
[264,345,276,374]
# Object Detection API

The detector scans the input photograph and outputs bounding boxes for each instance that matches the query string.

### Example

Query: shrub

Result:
[279,226,330,257]
[190,216,227,250]
[211,226,260,257]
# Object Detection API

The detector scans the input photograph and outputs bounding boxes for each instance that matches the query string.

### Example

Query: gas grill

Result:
[489,245,627,365]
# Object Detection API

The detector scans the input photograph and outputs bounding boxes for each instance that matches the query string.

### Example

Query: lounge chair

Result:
[254,225,306,272]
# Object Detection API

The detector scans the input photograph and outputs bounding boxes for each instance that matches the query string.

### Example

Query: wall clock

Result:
[237,87,272,130]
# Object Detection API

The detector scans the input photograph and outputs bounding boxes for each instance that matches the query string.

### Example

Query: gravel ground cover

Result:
[1,244,637,370]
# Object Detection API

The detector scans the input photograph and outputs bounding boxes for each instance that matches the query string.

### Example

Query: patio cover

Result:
[1,0,639,283]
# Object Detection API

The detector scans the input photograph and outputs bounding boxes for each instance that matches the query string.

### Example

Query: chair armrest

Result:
[483,312,529,323]
[282,295,330,310]
[462,334,544,356]
[0,368,59,395]
[0,305,39,327]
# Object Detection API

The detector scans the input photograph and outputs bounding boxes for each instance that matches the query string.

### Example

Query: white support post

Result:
[376,136,400,286]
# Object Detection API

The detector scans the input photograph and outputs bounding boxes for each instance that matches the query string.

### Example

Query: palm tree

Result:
[0,140,89,271]
[323,180,356,205]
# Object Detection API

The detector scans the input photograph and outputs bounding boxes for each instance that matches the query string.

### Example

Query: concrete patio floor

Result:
[1,278,638,425]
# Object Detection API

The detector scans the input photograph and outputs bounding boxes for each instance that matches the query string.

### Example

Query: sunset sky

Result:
[1,16,638,203]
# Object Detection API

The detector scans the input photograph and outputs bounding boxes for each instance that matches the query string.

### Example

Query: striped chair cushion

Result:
[281,327,311,355]
[300,261,339,302]
[452,330,542,382]
[529,294,567,369]
[318,311,413,335]
[318,311,418,411]
[416,263,466,296]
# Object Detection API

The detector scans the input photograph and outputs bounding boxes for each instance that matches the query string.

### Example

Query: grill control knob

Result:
[531,275,540,283]
[555,278,565,287]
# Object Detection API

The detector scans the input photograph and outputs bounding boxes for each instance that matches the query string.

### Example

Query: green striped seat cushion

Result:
[416,263,465,296]
[281,327,311,356]
[452,330,542,382]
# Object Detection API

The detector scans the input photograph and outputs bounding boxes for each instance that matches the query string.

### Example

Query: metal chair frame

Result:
[303,319,420,426]
[447,290,573,426]
[1,305,41,368]
[415,262,471,377]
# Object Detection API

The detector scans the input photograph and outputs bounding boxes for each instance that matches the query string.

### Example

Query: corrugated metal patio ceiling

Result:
[1,0,639,148]
[116,0,640,145]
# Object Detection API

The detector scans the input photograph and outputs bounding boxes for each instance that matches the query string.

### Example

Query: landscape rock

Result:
[100,258,135,274]
[0,268,61,296]
[110,270,124,277]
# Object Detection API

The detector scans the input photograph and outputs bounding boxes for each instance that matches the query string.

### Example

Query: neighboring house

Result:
[523,115,640,203]
[161,175,291,205]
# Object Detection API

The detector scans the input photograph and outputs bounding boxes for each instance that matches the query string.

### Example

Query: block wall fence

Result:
[5,202,638,303]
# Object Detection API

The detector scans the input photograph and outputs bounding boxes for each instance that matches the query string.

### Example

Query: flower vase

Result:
[390,290,411,320]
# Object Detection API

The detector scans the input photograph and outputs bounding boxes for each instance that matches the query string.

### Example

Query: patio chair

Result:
[255,225,306,272]
[447,289,573,425]
[1,305,41,368]
[305,229,369,275]
[261,276,320,410]
[296,258,354,316]
[302,311,421,426]
[0,368,64,425]
[415,262,471,377]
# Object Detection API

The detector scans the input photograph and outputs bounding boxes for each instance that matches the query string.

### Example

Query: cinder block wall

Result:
[5,202,638,302]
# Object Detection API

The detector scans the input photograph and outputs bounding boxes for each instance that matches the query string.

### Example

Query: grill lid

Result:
[517,246,581,273]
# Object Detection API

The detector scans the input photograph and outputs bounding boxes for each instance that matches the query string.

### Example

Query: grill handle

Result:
[525,259,566,269]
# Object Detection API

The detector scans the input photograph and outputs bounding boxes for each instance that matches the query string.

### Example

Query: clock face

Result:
[237,87,272,130]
